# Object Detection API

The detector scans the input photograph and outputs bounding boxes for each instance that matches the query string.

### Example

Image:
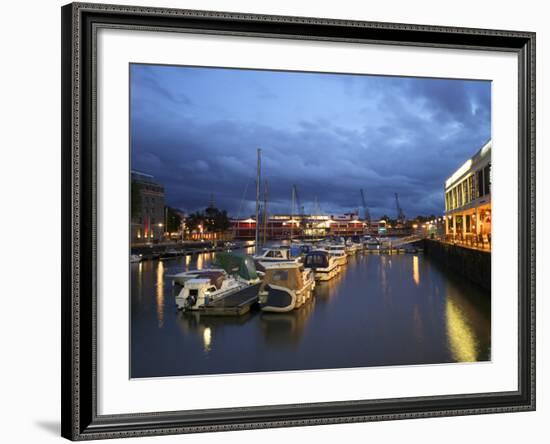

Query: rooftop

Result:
[445,140,491,189]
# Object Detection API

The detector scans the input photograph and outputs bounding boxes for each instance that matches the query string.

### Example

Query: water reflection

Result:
[413,255,420,286]
[445,280,490,362]
[155,260,164,328]
[446,298,477,361]
[131,248,491,378]
[202,327,212,352]
[259,297,315,346]
[379,255,389,295]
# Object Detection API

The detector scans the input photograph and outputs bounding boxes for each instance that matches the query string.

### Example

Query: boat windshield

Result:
[305,253,329,268]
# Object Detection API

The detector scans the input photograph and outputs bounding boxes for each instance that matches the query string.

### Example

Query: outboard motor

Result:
[185,290,198,310]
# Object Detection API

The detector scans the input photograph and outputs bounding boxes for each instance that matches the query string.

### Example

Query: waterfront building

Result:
[444,140,491,249]
[131,170,165,243]
[230,214,367,239]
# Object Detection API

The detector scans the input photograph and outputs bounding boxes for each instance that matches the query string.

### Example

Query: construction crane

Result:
[394,192,406,224]
[360,189,371,223]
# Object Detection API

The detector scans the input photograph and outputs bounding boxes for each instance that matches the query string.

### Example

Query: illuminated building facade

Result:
[444,140,491,249]
[230,214,367,239]
[131,170,165,243]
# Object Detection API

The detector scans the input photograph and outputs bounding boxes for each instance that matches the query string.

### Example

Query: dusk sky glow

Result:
[130,63,491,219]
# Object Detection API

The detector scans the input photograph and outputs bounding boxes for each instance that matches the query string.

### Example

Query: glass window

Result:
[452,188,457,209]
[477,169,484,197]
[484,164,491,195]
[272,270,289,281]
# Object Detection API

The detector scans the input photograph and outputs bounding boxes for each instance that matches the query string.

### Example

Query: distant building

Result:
[131,170,165,243]
[444,140,491,248]
[230,214,367,239]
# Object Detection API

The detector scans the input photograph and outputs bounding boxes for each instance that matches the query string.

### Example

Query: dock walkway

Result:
[197,283,261,316]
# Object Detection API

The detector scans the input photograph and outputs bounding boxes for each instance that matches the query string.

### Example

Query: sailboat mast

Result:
[290,186,295,242]
[255,148,261,250]
[263,180,268,245]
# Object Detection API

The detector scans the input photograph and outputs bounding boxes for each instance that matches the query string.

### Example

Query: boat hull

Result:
[312,265,339,281]
[259,280,315,312]
[334,255,347,267]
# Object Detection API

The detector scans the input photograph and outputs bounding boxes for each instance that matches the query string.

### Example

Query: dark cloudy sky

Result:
[130,63,491,219]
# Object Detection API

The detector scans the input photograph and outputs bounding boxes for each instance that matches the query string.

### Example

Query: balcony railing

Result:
[440,233,491,251]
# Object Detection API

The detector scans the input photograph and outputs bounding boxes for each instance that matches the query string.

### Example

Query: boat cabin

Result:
[304,250,330,269]
[254,247,293,261]
[261,263,304,293]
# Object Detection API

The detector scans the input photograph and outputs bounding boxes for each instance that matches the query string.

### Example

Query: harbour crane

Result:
[360,189,371,223]
[394,192,406,224]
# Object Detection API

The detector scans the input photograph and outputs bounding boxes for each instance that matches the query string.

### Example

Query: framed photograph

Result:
[61,2,535,440]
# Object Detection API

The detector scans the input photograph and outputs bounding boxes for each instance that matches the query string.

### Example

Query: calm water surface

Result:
[131,247,491,378]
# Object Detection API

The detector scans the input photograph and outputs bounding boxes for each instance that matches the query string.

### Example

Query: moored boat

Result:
[366,237,381,250]
[303,249,339,281]
[171,252,260,311]
[258,263,315,312]
[253,247,301,272]
[253,247,297,262]
[347,236,364,254]
[130,253,142,263]
[324,244,348,267]
[161,248,183,259]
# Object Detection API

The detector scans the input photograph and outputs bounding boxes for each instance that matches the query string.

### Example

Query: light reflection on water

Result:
[202,327,212,352]
[413,255,420,286]
[155,260,164,328]
[131,249,491,378]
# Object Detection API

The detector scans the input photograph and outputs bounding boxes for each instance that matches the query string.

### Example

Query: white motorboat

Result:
[130,254,142,263]
[172,253,261,311]
[366,237,381,250]
[303,249,339,281]
[172,269,243,311]
[253,247,301,271]
[253,247,296,262]
[323,244,348,267]
[258,262,315,312]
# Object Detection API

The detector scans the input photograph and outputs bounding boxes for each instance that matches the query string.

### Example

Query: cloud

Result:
[130,65,491,218]
[131,65,193,106]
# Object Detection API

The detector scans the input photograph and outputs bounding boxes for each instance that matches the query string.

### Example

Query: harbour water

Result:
[130,245,491,378]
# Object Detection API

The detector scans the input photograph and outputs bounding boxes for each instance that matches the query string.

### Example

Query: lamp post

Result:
[157,223,164,243]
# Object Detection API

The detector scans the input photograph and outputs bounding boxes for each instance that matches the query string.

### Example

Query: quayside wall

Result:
[423,239,491,292]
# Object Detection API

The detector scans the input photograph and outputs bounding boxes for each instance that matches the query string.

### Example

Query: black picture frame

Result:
[61,2,536,440]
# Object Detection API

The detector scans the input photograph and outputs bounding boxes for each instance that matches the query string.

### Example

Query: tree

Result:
[185,206,230,235]
[204,205,230,232]
[185,212,203,234]
[165,206,182,233]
